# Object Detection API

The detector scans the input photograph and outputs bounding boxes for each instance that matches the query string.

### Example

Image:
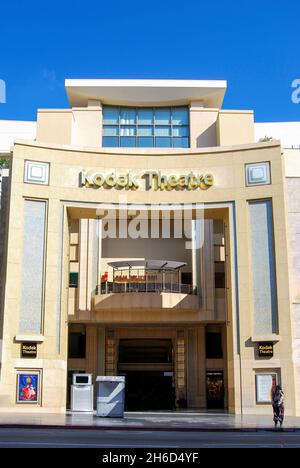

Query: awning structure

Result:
[107,260,187,271]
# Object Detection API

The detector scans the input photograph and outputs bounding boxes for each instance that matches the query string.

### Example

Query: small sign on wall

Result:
[21,342,37,358]
[258,342,274,358]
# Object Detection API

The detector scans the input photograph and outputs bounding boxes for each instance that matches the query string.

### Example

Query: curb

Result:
[0,423,298,433]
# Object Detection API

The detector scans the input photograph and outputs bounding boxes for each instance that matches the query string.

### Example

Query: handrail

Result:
[96,282,194,295]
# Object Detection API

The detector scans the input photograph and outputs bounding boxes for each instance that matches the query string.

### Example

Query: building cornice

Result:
[12,139,281,157]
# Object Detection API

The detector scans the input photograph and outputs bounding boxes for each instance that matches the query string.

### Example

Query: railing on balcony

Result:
[96,259,195,296]
[96,281,194,295]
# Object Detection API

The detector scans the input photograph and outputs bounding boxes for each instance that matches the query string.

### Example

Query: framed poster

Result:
[16,371,40,404]
[255,372,278,404]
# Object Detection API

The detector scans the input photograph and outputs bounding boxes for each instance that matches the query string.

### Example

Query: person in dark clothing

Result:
[272,385,285,427]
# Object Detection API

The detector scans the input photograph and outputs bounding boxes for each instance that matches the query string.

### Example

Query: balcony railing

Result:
[96,281,194,295]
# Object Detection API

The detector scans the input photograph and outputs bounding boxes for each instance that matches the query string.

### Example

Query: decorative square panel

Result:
[24,161,49,185]
[246,162,271,187]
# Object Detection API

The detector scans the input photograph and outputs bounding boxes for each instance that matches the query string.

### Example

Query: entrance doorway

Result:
[118,339,175,410]
[206,371,225,409]
[122,371,174,411]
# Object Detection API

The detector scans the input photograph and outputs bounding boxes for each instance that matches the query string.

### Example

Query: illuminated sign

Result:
[81,170,214,191]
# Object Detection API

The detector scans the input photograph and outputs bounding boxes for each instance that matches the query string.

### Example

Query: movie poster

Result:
[17,372,39,403]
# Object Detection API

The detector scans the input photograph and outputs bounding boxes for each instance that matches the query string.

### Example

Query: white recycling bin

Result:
[71,374,94,412]
[96,376,125,417]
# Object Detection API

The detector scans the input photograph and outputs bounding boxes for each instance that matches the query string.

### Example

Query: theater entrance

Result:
[118,339,175,411]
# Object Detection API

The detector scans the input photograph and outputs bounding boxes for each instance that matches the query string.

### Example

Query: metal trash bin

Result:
[71,374,94,412]
[96,376,125,417]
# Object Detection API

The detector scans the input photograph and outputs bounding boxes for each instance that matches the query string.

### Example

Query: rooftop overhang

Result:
[108,260,187,271]
[65,79,227,108]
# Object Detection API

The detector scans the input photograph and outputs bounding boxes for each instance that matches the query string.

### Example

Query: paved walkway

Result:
[0,411,300,431]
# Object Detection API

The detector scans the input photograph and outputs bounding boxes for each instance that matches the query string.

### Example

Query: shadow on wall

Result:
[196,123,217,148]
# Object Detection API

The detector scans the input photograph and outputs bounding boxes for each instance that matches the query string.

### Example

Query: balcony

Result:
[92,259,226,322]
[93,259,199,313]
[96,281,193,295]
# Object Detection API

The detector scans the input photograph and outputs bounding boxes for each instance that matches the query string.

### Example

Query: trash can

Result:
[71,374,94,412]
[96,376,125,417]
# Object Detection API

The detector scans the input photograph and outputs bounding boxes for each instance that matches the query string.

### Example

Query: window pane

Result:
[172,126,189,137]
[155,137,171,147]
[137,108,153,125]
[103,136,119,147]
[137,126,153,136]
[120,108,136,124]
[172,107,189,125]
[120,137,136,147]
[103,106,119,124]
[103,125,119,136]
[155,108,171,125]
[154,126,171,136]
[173,137,189,148]
[137,137,154,147]
[120,125,136,136]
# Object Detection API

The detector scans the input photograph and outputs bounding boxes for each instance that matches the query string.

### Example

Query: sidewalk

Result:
[0,411,300,432]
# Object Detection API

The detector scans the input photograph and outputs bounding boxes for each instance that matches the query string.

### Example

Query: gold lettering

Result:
[204,174,214,186]
[81,170,214,190]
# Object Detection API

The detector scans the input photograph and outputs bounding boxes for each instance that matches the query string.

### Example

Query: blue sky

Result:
[0,0,299,122]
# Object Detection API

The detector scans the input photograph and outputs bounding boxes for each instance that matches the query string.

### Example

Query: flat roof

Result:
[108,260,187,271]
[65,79,227,108]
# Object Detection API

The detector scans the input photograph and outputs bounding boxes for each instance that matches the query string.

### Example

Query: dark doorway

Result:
[118,339,174,411]
[206,371,225,409]
[121,371,175,411]
[119,339,173,364]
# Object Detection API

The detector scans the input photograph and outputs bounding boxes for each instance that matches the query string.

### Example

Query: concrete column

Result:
[86,325,98,383]
[97,327,105,377]
[78,219,88,312]
[191,219,202,300]
[97,219,102,287]
[201,220,215,316]
[187,327,206,408]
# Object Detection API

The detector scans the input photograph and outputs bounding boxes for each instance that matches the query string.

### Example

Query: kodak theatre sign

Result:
[81,170,214,191]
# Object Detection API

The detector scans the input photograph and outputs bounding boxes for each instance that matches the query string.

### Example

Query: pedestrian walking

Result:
[272,385,284,427]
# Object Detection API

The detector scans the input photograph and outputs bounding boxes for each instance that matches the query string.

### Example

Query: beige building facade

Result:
[0,79,299,415]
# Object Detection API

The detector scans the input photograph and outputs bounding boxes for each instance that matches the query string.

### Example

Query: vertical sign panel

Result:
[19,200,46,334]
[249,200,278,334]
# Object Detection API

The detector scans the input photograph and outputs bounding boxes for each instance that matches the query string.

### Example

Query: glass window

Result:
[120,125,136,136]
[155,108,171,125]
[173,137,189,148]
[103,106,119,124]
[120,108,136,125]
[69,272,78,288]
[137,137,154,147]
[172,107,189,125]
[206,332,223,359]
[172,126,189,137]
[155,126,171,137]
[156,137,171,147]
[121,136,136,147]
[103,125,119,136]
[102,106,189,148]
[103,136,119,147]
[137,108,153,125]
[68,332,86,359]
[137,126,153,136]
